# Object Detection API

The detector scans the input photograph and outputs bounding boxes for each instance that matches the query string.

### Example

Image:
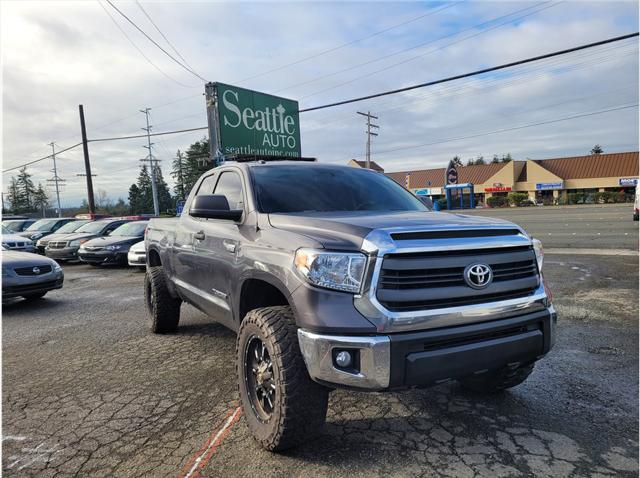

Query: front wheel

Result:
[144,266,181,333]
[237,306,329,451]
[459,363,535,393]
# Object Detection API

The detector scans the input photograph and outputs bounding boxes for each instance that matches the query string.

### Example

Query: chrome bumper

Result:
[297,330,391,390]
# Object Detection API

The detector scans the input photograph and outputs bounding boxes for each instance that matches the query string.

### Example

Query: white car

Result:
[2,225,36,253]
[127,240,146,269]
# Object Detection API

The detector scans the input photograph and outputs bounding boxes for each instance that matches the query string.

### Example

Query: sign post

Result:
[205,82,302,164]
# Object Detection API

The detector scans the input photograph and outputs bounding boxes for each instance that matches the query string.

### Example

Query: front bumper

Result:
[45,246,80,260]
[78,250,125,264]
[2,272,64,298]
[127,252,146,266]
[298,306,556,390]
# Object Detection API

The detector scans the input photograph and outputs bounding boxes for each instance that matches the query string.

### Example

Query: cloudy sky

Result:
[2,0,638,207]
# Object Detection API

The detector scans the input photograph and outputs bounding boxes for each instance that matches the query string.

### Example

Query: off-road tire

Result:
[22,292,47,300]
[237,306,329,451]
[460,363,535,393]
[145,266,181,333]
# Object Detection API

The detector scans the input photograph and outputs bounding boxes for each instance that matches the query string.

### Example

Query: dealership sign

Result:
[536,182,563,190]
[619,178,638,186]
[445,160,458,185]
[484,186,512,192]
[414,187,442,196]
[206,82,301,158]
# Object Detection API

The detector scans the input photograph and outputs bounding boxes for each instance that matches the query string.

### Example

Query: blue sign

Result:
[536,182,563,190]
[414,188,429,196]
[619,178,638,186]
[176,200,185,216]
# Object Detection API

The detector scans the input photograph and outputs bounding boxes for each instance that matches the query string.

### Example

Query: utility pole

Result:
[78,105,96,214]
[47,142,64,217]
[356,111,379,169]
[140,108,160,216]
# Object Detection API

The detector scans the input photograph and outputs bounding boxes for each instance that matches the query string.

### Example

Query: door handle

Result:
[194,231,205,241]
[223,240,237,253]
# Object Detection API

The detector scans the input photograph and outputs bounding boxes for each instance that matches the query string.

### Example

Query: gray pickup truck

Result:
[146,160,556,451]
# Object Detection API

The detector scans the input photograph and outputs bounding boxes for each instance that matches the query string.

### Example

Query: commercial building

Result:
[349,152,639,205]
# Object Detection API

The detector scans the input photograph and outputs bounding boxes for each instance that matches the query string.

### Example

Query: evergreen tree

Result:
[33,183,49,216]
[153,165,173,212]
[183,138,212,194]
[7,177,22,213]
[501,153,513,163]
[171,149,188,201]
[16,167,36,211]
[128,184,142,215]
[451,155,463,167]
[591,144,603,155]
[492,155,500,164]
[474,156,486,165]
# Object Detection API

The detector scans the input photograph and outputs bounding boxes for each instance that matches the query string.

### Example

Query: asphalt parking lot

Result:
[3,205,638,477]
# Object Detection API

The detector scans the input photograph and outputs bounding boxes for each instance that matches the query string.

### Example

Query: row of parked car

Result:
[2,215,149,302]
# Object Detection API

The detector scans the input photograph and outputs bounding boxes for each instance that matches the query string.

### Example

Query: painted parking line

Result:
[178,407,242,478]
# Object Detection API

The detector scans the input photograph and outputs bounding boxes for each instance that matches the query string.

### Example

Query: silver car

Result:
[127,240,146,269]
[2,249,64,300]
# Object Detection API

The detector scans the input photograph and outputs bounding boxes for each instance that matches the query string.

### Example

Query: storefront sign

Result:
[619,178,638,186]
[484,186,512,192]
[536,182,563,190]
[206,82,301,158]
[445,160,458,185]
[414,188,442,196]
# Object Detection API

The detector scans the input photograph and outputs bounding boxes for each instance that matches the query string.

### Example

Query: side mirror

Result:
[190,195,243,221]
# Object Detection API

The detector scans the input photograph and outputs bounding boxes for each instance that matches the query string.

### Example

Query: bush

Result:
[507,192,530,207]
[567,192,585,204]
[436,198,448,210]
[487,196,508,208]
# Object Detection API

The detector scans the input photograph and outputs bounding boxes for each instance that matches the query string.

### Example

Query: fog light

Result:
[335,350,352,368]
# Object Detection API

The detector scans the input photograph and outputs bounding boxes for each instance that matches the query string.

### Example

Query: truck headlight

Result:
[294,249,366,293]
[532,238,544,271]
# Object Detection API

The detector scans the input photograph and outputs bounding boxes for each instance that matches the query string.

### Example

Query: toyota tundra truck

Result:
[145,160,556,451]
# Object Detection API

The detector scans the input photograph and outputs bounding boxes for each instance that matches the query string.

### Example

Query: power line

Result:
[98,0,197,89]
[277,1,557,95]
[236,2,461,84]
[105,0,208,83]
[88,126,207,143]
[136,1,199,74]
[3,143,83,173]
[372,103,639,158]
[298,32,639,112]
[300,1,563,100]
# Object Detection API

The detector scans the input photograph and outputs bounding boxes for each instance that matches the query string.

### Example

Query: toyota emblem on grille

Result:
[464,263,493,289]
[32,267,41,275]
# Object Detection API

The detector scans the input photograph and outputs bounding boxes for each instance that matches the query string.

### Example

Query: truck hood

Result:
[268,210,516,250]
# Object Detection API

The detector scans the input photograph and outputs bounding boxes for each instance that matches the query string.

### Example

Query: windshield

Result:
[2,225,12,235]
[26,219,62,231]
[76,221,113,233]
[3,221,26,231]
[56,220,89,233]
[110,221,148,237]
[251,166,428,214]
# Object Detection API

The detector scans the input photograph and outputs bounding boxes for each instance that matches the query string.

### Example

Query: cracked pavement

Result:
[2,208,638,477]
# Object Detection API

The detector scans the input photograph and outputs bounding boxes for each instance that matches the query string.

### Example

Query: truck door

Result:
[191,169,246,329]
[172,173,219,305]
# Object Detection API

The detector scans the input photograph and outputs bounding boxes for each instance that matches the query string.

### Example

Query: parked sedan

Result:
[2,249,64,300]
[78,221,148,266]
[18,218,77,242]
[35,219,92,253]
[127,241,146,269]
[2,226,36,253]
[3,219,36,232]
[45,218,130,261]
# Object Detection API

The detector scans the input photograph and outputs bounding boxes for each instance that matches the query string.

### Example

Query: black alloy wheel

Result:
[244,335,276,422]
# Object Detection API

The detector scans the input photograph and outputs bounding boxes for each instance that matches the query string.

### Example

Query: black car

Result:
[3,219,37,232]
[78,221,148,266]
[45,218,131,261]
[17,218,77,242]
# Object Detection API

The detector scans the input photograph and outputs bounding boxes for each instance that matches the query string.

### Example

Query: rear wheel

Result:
[460,363,535,393]
[22,292,46,301]
[145,266,181,333]
[237,306,329,451]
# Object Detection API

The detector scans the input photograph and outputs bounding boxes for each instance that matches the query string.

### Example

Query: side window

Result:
[104,222,120,234]
[214,172,244,210]
[196,174,218,196]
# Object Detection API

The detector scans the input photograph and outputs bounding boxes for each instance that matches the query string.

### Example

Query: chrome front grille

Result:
[48,241,68,249]
[376,246,539,312]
